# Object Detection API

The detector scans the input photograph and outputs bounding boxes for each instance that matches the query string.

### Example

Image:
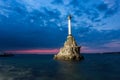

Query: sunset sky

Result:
[0,0,120,53]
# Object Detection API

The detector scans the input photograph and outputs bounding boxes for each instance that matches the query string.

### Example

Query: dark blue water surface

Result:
[0,54,120,80]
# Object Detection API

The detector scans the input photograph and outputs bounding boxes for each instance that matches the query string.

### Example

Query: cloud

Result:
[0,0,120,52]
[0,1,64,50]
[77,29,120,52]
[96,0,120,18]
[0,9,64,50]
[6,49,59,54]
[51,0,63,4]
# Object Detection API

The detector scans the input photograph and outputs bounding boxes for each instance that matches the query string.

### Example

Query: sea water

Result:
[0,54,120,80]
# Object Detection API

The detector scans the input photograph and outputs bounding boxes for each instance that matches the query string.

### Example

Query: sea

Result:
[0,54,120,80]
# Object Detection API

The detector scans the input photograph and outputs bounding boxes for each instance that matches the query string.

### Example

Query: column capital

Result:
[68,15,72,20]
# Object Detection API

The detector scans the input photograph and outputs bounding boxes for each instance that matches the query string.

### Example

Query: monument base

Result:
[54,35,84,61]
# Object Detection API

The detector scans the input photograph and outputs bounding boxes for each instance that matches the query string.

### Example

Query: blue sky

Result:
[0,0,120,53]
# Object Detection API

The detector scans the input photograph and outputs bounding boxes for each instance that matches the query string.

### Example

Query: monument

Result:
[54,15,84,61]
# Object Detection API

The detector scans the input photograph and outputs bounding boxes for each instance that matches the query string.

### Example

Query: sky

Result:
[0,0,120,53]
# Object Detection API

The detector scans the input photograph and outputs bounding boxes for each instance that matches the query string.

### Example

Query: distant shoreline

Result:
[7,52,120,55]
[81,52,120,54]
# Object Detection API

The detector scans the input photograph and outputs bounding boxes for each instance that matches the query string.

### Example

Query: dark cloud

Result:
[97,3,108,11]
[0,5,64,50]
[0,25,67,50]
[96,0,120,18]
[78,29,120,48]
[51,0,63,4]
[0,0,120,52]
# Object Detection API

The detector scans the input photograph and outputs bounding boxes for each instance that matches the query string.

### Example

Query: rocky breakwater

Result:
[54,35,84,61]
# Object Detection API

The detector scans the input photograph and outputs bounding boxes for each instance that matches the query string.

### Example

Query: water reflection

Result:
[55,61,85,80]
[0,54,120,80]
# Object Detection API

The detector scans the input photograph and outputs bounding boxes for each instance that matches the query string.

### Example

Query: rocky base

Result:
[54,35,84,61]
[54,54,84,61]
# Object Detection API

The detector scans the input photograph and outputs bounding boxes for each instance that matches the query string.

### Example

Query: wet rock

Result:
[54,35,84,61]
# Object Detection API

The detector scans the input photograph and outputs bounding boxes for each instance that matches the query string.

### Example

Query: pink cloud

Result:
[6,43,120,54]
[103,41,120,48]
[81,46,110,53]
[6,49,59,54]
[5,47,105,54]
[81,46,101,53]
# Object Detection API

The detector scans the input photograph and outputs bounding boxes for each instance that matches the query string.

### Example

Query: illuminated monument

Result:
[54,15,84,61]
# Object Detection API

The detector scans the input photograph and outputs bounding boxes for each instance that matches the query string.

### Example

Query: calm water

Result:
[0,54,120,80]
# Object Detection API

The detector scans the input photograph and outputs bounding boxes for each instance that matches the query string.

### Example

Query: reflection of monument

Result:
[55,61,85,80]
[54,15,84,61]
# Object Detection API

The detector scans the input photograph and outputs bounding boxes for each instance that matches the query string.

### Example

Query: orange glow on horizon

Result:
[6,46,108,54]
[6,49,59,54]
